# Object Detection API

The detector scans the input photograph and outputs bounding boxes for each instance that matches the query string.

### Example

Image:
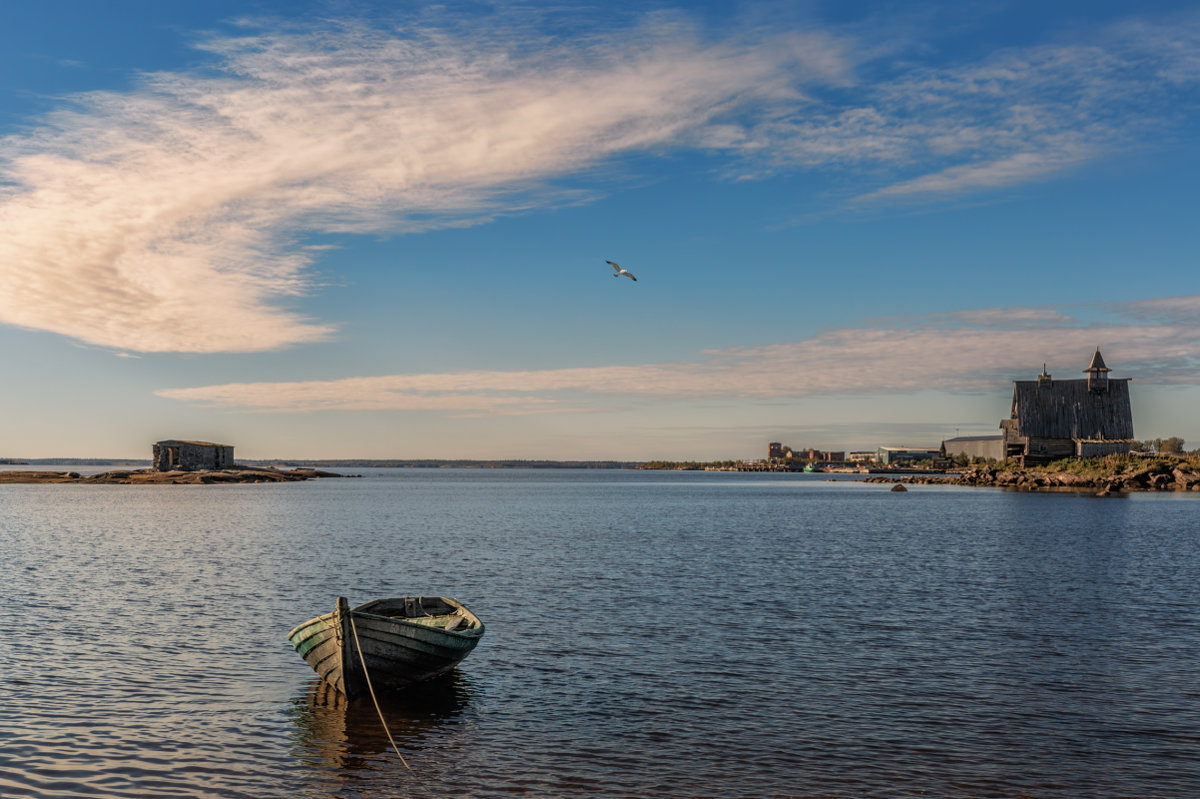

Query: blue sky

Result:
[2,0,1199,460]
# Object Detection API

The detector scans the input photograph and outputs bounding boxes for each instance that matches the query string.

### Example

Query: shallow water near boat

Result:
[2,468,1199,797]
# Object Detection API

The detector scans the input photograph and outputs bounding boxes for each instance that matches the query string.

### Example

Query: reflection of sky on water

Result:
[8,472,1200,797]
[287,672,478,789]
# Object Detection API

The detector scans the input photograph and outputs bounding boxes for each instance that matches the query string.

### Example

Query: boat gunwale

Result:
[286,612,336,642]
[288,597,485,643]
[350,609,485,639]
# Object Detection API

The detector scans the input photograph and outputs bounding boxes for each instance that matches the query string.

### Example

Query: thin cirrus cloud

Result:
[736,16,1200,196]
[156,297,1200,414]
[1,12,1198,354]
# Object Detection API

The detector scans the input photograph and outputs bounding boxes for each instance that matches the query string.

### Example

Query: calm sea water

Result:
[2,468,1199,798]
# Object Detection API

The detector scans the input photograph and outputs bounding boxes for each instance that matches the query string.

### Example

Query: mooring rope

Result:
[348,613,412,770]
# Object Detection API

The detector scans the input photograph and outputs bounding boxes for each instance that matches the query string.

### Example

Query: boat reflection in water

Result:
[288,670,477,784]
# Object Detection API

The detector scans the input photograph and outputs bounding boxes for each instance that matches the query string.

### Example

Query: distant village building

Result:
[847,451,877,464]
[767,443,846,463]
[152,440,235,471]
[999,349,1133,464]
[801,448,845,463]
[876,446,942,465]
[942,435,1005,462]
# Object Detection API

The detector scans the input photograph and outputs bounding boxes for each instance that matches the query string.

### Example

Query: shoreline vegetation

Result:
[636,454,1200,495]
[863,454,1200,495]
[636,460,743,471]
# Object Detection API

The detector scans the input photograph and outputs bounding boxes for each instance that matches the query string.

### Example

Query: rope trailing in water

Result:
[348,613,412,770]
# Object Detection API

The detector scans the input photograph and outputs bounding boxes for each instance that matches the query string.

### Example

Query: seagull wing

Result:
[624,271,637,281]
[606,260,620,273]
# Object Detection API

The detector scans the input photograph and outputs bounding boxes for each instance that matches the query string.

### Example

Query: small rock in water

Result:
[891,484,908,492]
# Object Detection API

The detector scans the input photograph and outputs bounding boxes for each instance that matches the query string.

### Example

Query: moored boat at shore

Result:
[288,596,485,698]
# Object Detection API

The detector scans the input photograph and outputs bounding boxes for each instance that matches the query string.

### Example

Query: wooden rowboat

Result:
[288,596,485,698]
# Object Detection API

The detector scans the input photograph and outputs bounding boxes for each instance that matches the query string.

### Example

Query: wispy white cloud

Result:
[1111,295,1200,324]
[865,305,1078,329]
[0,16,841,353]
[858,146,1093,200]
[2,10,1198,353]
[948,307,1077,327]
[157,296,1200,413]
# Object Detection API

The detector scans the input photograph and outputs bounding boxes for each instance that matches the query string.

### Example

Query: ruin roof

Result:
[154,439,234,448]
[1084,348,1111,373]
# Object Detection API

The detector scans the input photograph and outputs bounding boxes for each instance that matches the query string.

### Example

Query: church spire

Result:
[1084,347,1111,391]
[1086,348,1110,373]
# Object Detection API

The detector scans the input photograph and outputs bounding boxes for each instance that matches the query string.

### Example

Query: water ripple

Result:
[3,472,1200,796]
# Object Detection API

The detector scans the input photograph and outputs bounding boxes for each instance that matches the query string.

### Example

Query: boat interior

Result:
[353,597,480,632]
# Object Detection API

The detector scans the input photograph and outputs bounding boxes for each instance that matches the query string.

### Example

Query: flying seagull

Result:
[606,260,637,281]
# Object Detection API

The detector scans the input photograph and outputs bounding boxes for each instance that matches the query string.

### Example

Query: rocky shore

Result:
[864,459,1200,495]
[0,467,351,484]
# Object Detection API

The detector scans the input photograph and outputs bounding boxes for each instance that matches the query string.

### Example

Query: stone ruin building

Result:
[152,440,235,471]
[999,348,1134,464]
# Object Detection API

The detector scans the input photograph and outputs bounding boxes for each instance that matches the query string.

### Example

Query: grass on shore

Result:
[1030,453,1200,478]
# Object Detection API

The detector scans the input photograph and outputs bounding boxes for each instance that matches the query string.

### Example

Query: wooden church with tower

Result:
[999,348,1134,464]
[944,348,1135,464]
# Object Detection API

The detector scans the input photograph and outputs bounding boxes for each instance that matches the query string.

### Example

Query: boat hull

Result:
[288,596,484,699]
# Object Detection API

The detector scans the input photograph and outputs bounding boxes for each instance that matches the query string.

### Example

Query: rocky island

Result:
[0,466,350,484]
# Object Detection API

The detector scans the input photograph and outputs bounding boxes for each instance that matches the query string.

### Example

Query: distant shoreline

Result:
[6,456,1199,494]
[0,467,350,484]
[2,458,640,469]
